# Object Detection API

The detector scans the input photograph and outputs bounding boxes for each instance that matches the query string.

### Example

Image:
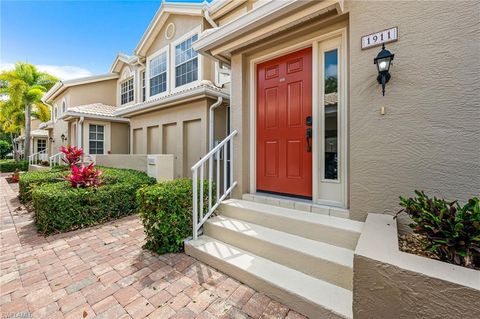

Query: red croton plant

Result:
[66,163,103,188]
[60,146,103,188]
[59,145,84,167]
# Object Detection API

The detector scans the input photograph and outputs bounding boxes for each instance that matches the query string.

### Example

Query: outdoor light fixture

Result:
[374,43,395,96]
[61,134,67,142]
[49,137,54,143]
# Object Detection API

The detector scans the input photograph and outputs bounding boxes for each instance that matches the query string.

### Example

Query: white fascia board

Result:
[60,111,129,123]
[134,3,204,57]
[110,53,137,73]
[194,0,343,54]
[209,0,247,19]
[114,86,229,117]
[43,74,119,103]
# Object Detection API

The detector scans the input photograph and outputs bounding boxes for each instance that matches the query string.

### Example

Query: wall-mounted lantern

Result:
[61,134,67,143]
[49,137,55,143]
[374,43,395,96]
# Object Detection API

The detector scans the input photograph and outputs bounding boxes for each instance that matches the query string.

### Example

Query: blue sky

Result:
[1,0,207,80]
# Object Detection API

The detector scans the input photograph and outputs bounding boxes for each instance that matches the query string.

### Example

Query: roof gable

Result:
[134,2,204,57]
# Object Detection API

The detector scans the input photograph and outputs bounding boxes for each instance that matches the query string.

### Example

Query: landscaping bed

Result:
[21,166,156,234]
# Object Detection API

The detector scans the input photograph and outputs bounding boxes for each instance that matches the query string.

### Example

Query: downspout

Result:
[77,116,84,149]
[209,97,223,150]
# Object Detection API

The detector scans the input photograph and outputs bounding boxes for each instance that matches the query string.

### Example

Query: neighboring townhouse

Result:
[111,2,229,178]
[40,2,229,178]
[41,74,129,159]
[184,0,480,318]
[14,118,48,161]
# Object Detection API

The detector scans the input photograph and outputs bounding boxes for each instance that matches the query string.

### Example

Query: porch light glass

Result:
[373,43,394,96]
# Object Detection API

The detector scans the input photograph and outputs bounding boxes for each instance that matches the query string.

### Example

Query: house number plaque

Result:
[361,27,398,49]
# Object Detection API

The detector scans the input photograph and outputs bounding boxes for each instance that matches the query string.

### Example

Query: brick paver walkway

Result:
[0,175,306,319]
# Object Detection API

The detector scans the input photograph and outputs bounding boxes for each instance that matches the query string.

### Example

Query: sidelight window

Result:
[324,49,338,180]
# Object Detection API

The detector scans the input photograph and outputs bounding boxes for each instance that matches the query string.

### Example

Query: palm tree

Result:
[0,63,58,159]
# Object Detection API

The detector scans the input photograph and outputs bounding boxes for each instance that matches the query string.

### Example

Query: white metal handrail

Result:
[28,150,48,165]
[192,129,238,239]
[49,152,65,168]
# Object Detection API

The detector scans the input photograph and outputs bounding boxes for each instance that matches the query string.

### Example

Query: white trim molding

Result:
[194,0,343,58]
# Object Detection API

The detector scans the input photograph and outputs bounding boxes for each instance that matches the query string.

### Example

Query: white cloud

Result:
[0,63,93,81]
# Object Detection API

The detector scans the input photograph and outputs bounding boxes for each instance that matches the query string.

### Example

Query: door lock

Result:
[306,128,312,152]
[306,116,312,126]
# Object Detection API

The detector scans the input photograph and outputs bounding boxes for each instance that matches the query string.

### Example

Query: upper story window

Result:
[175,34,198,87]
[62,100,66,113]
[54,106,58,120]
[141,71,146,102]
[150,52,167,96]
[120,78,134,105]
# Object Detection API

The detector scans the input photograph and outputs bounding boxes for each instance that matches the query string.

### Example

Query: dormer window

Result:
[175,34,198,87]
[120,78,134,105]
[150,52,167,96]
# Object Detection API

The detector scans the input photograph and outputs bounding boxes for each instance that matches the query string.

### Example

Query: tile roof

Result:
[67,103,119,118]
[114,80,228,116]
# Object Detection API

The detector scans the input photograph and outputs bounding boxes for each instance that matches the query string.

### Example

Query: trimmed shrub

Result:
[31,168,156,234]
[138,178,214,254]
[19,166,155,203]
[0,160,28,173]
[19,168,67,203]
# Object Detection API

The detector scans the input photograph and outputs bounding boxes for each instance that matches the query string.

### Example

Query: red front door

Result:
[256,47,312,197]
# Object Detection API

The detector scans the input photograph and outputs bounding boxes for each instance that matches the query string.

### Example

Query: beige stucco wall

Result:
[110,122,129,154]
[227,1,480,221]
[346,1,480,220]
[128,97,228,178]
[354,214,480,319]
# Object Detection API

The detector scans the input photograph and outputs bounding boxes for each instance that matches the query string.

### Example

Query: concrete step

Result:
[218,199,363,250]
[185,236,352,319]
[204,215,353,290]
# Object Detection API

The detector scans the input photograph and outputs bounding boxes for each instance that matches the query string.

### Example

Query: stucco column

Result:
[230,53,250,198]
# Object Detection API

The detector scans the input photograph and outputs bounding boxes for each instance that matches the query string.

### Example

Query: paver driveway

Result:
[0,175,306,319]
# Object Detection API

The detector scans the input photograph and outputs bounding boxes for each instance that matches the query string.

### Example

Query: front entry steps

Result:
[185,199,364,319]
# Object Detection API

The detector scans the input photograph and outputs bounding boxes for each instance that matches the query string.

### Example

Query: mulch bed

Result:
[5,177,18,184]
[398,233,440,261]
[399,233,479,270]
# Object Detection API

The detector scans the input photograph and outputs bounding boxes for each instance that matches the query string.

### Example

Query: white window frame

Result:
[88,124,105,155]
[141,70,146,102]
[170,27,202,92]
[37,139,46,153]
[61,98,67,113]
[120,77,135,105]
[54,105,58,121]
[146,46,169,100]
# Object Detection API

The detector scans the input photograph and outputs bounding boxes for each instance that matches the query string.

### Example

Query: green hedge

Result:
[28,167,156,234]
[0,160,28,173]
[19,168,67,203]
[137,178,213,254]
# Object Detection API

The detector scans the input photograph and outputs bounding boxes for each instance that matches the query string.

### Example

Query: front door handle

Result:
[306,128,312,152]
